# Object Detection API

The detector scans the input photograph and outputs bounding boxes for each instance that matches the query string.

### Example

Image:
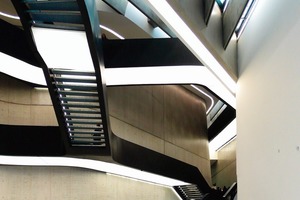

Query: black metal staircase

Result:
[12,0,111,153]
[50,68,106,147]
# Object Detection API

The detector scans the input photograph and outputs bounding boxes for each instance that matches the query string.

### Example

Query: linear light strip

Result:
[191,84,214,114]
[0,11,20,20]
[105,66,236,108]
[0,156,189,187]
[0,52,46,86]
[209,118,237,152]
[146,0,237,94]
[235,0,258,38]
[100,25,125,39]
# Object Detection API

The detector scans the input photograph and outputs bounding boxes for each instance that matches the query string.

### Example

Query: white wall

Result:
[237,1,300,199]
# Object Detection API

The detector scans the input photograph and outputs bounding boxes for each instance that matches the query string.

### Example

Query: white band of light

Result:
[0,156,188,187]
[0,11,20,20]
[145,0,237,94]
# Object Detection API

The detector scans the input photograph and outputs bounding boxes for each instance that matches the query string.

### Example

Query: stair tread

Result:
[29,12,83,25]
[60,97,99,102]
[67,125,103,129]
[71,144,106,147]
[32,22,85,31]
[55,84,97,90]
[51,69,95,76]
[53,77,97,83]
[68,131,104,134]
[70,136,105,139]
[71,140,106,144]
[61,103,100,108]
[65,115,101,119]
[24,1,79,11]
[58,91,98,97]
[65,120,102,124]
[63,109,101,114]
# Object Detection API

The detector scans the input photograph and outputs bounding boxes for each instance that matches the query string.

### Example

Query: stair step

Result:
[55,84,97,91]
[32,22,85,31]
[61,103,100,108]
[71,140,106,144]
[63,109,101,114]
[60,97,99,102]
[28,11,82,25]
[24,1,79,11]
[65,116,101,120]
[51,69,95,76]
[65,120,101,124]
[53,77,97,83]
[70,135,105,139]
[71,144,106,147]
[68,130,104,134]
[67,126,103,130]
[58,90,98,97]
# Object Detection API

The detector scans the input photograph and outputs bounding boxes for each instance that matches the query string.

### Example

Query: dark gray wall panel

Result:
[204,0,215,24]
[223,0,248,48]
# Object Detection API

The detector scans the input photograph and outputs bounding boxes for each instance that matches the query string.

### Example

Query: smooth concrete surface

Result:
[0,165,180,200]
[237,1,300,199]
[0,74,57,126]
[211,139,236,188]
[107,85,211,184]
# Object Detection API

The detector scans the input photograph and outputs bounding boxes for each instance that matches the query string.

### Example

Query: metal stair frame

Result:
[76,0,112,153]
[11,0,68,154]
[11,0,111,155]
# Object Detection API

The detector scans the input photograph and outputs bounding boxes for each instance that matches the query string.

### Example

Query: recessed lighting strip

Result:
[209,118,236,152]
[0,156,189,187]
[146,0,237,94]
[0,11,20,20]
[100,25,125,40]
[191,84,214,114]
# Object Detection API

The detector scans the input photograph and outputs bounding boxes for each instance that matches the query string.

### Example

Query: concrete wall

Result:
[107,85,211,184]
[211,139,236,189]
[0,74,211,184]
[0,165,179,200]
[0,74,57,126]
[237,0,300,199]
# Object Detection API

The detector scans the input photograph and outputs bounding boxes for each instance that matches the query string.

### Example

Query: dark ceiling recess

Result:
[0,124,65,156]
[0,19,39,67]
[103,38,202,68]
